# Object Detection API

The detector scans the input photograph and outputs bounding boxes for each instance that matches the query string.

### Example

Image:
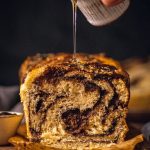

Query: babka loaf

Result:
[20,53,130,149]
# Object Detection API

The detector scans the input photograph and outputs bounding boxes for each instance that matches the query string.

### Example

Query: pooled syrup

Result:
[0,112,17,117]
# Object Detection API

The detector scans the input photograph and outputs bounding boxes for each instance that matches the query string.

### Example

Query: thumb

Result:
[101,0,124,6]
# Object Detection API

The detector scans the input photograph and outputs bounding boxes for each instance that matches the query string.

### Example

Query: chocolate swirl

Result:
[20,53,130,145]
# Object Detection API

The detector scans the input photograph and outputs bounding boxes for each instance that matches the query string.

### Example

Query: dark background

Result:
[0,0,150,85]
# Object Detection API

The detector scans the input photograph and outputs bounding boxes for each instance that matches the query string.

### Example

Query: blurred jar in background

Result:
[123,57,150,122]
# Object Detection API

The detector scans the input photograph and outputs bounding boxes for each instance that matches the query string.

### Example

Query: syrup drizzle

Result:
[71,0,77,60]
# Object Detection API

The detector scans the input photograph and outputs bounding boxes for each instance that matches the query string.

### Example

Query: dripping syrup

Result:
[71,0,77,60]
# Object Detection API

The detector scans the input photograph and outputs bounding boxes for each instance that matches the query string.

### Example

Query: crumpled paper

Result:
[9,124,143,150]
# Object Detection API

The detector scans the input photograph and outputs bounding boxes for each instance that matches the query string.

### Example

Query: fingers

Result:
[101,0,124,6]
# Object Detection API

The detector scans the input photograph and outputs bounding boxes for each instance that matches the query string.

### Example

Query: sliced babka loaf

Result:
[20,53,130,149]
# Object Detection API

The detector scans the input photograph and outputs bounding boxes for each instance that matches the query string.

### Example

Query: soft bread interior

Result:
[20,53,130,149]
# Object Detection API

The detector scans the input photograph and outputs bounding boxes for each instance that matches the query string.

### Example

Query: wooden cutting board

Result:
[0,147,15,150]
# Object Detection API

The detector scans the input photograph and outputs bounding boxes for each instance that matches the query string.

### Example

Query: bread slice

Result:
[20,53,130,149]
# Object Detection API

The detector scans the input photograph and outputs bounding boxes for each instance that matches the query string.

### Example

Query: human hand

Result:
[101,0,124,6]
